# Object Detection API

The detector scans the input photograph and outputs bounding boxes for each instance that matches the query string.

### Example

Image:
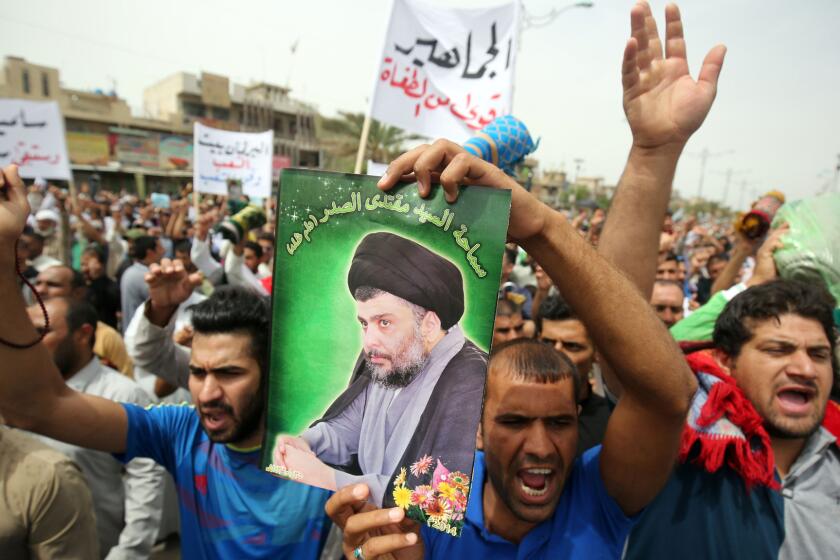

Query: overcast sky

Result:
[2,0,838,204]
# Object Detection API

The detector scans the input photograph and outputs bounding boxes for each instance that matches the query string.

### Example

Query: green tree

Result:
[319,112,424,173]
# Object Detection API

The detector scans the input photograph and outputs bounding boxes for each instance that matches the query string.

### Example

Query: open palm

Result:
[622,3,726,149]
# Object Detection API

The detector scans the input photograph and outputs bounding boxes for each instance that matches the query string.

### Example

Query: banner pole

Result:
[353,114,372,174]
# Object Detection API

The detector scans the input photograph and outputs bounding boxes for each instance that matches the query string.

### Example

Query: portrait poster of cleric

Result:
[262,168,510,536]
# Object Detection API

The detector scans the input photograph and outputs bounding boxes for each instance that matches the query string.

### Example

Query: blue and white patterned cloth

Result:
[463,115,537,175]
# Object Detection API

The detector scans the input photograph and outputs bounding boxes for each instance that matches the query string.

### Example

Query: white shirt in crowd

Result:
[29,357,165,560]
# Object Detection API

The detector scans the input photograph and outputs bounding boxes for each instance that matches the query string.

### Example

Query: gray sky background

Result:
[2,0,838,204]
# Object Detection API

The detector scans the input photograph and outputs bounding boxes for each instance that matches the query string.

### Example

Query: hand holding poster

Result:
[193,122,274,197]
[371,0,519,143]
[262,169,511,536]
[0,99,71,180]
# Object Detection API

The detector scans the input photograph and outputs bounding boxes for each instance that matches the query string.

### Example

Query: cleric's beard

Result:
[367,327,428,389]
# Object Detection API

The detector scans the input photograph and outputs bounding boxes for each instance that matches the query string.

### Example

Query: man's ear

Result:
[475,422,484,451]
[714,348,735,375]
[421,311,442,338]
[75,323,95,349]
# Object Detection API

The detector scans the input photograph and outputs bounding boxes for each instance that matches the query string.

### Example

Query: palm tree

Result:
[319,112,424,172]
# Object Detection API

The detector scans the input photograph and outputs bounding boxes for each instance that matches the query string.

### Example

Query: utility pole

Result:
[736,178,759,210]
[688,148,733,199]
[713,168,749,207]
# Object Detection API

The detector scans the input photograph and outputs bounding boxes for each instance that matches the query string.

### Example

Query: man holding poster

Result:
[273,231,488,511]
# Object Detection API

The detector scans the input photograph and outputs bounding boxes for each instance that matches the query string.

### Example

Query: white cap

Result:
[33,177,47,188]
[35,209,60,223]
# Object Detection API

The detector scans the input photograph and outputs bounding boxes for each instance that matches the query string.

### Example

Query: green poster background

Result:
[262,168,510,453]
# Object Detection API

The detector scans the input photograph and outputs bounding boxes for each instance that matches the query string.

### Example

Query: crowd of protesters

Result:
[1,2,838,559]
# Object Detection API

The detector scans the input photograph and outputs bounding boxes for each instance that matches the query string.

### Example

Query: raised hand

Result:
[378,139,549,245]
[195,212,215,242]
[145,258,203,311]
[535,263,552,293]
[326,484,423,560]
[0,165,30,257]
[622,2,726,150]
[747,223,789,287]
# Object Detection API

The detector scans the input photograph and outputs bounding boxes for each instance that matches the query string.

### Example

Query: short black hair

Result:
[82,246,106,265]
[257,232,275,244]
[244,241,263,259]
[132,236,158,260]
[654,279,684,292]
[173,238,192,255]
[535,294,576,334]
[714,279,838,396]
[489,338,580,402]
[23,231,45,244]
[661,252,679,265]
[503,247,518,266]
[189,286,271,378]
[707,253,730,267]
[495,297,521,318]
[57,297,98,349]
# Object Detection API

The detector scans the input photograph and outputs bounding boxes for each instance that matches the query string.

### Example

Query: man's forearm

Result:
[0,259,67,426]
[710,242,750,295]
[523,207,694,411]
[126,301,190,389]
[599,145,683,299]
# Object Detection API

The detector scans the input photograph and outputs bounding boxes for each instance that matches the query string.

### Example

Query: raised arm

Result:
[381,141,696,516]
[0,165,128,453]
[599,2,725,298]
[126,257,203,390]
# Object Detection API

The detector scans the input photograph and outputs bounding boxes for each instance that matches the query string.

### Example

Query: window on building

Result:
[22,70,30,94]
[211,107,230,121]
[182,101,204,118]
[41,72,50,97]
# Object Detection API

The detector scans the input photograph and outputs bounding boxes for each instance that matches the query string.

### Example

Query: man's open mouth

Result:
[516,467,555,501]
[776,385,816,416]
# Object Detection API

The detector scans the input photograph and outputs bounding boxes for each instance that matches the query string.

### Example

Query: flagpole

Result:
[353,114,372,174]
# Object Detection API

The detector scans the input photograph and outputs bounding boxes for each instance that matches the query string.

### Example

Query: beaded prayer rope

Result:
[0,239,50,349]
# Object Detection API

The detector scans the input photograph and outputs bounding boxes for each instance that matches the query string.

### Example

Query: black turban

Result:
[348,232,464,329]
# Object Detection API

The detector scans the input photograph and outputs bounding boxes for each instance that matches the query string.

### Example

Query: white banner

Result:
[366,160,389,176]
[193,122,274,198]
[370,0,519,143]
[0,99,71,180]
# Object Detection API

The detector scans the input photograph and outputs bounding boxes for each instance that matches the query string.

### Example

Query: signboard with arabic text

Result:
[67,132,110,166]
[193,122,274,197]
[370,0,519,143]
[0,99,71,180]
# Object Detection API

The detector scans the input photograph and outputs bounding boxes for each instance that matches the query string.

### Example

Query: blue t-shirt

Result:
[117,403,332,559]
[421,447,637,559]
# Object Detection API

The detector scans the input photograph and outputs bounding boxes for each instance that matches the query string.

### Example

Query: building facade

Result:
[0,56,323,195]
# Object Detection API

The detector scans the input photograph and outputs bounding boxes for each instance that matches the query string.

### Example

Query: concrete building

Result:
[143,71,321,168]
[0,56,323,194]
[534,170,569,209]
